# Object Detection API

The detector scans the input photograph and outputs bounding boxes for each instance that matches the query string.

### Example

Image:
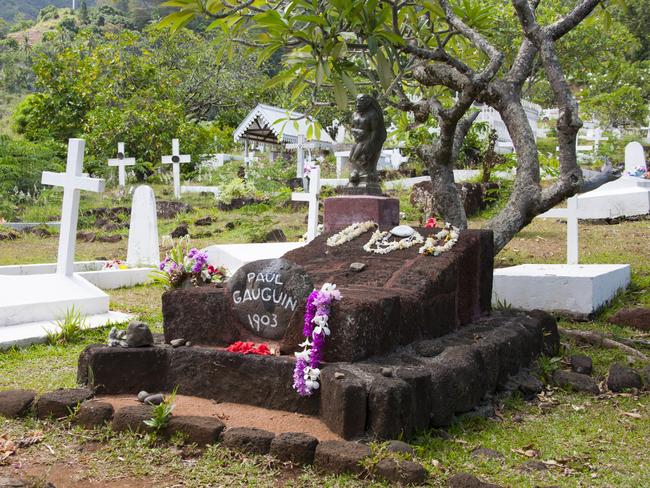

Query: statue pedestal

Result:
[323,195,399,233]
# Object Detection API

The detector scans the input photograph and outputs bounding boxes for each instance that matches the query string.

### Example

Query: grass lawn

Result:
[0,189,648,487]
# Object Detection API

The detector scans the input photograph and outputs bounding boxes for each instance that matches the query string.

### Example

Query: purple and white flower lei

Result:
[293,283,341,396]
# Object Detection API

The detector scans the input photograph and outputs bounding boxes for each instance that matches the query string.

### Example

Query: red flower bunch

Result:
[425,217,437,228]
[225,341,272,355]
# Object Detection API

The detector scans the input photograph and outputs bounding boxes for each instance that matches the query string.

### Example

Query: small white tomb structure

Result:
[108,142,135,188]
[127,185,160,267]
[570,142,649,220]
[0,139,131,349]
[162,138,191,198]
[233,103,333,171]
[493,196,631,318]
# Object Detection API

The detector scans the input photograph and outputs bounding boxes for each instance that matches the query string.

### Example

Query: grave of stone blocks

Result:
[79,215,558,441]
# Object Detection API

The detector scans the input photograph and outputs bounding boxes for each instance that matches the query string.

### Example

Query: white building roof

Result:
[233,103,334,146]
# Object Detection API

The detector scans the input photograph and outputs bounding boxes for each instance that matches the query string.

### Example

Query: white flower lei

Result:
[418,223,460,256]
[363,229,424,255]
[326,221,377,247]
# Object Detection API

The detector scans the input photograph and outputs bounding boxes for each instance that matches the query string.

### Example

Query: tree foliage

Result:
[159,0,613,252]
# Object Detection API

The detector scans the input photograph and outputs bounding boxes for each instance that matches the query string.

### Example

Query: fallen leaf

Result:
[622,411,642,419]
[512,447,540,458]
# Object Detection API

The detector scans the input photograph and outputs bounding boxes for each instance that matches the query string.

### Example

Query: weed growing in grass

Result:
[45,307,87,346]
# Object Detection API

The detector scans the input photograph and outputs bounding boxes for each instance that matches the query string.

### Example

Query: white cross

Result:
[566,196,579,264]
[286,135,319,178]
[291,166,320,242]
[42,139,105,276]
[108,142,135,188]
[162,138,191,198]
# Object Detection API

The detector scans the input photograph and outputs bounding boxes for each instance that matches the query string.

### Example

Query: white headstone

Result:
[127,185,160,267]
[624,141,646,173]
[291,166,320,242]
[162,138,191,198]
[41,139,105,276]
[108,142,136,188]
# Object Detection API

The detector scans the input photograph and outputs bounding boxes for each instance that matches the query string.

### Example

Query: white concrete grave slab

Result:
[574,176,650,219]
[204,242,304,276]
[493,264,630,318]
[162,138,191,198]
[0,139,133,349]
[108,142,135,188]
[625,141,646,173]
[127,185,160,267]
[495,196,631,318]
[291,166,320,242]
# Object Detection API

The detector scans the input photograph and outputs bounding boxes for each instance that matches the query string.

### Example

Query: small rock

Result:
[314,440,371,475]
[375,458,427,485]
[607,363,642,392]
[460,403,495,420]
[137,391,149,402]
[222,427,275,455]
[194,216,213,226]
[165,416,225,446]
[518,460,548,472]
[386,440,414,455]
[0,389,36,418]
[125,321,154,347]
[471,447,504,460]
[35,388,93,419]
[264,229,287,243]
[185,341,192,347]
[608,307,650,331]
[640,365,650,391]
[144,393,164,405]
[225,222,236,230]
[74,401,114,429]
[349,262,367,272]
[97,234,122,243]
[77,231,96,242]
[447,473,503,488]
[552,370,600,395]
[570,354,593,375]
[170,338,186,348]
[517,374,544,400]
[0,477,28,488]
[270,432,319,465]
[380,367,393,377]
[170,224,190,239]
[334,372,345,379]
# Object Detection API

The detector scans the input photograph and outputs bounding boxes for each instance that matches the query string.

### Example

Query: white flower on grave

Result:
[321,283,341,300]
[304,367,321,382]
[295,349,310,361]
[312,315,331,336]
[299,338,312,348]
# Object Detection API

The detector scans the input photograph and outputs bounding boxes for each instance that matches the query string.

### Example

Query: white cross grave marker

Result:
[162,138,191,198]
[291,166,321,242]
[566,196,579,265]
[108,142,135,188]
[286,135,319,179]
[41,139,105,276]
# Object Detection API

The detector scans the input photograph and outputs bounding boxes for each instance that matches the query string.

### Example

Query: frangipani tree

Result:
[161,0,606,253]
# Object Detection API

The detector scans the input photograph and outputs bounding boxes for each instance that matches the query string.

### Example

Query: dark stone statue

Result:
[346,94,387,195]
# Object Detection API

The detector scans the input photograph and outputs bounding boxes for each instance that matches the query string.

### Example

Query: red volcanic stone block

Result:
[74,400,114,429]
[165,416,225,446]
[0,390,36,418]
[314,440,371,475]
[35,388,93,419]
[112,405,155,433]
[221,427,275,454]
[270,432,319,464]
[323,195,399,233]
